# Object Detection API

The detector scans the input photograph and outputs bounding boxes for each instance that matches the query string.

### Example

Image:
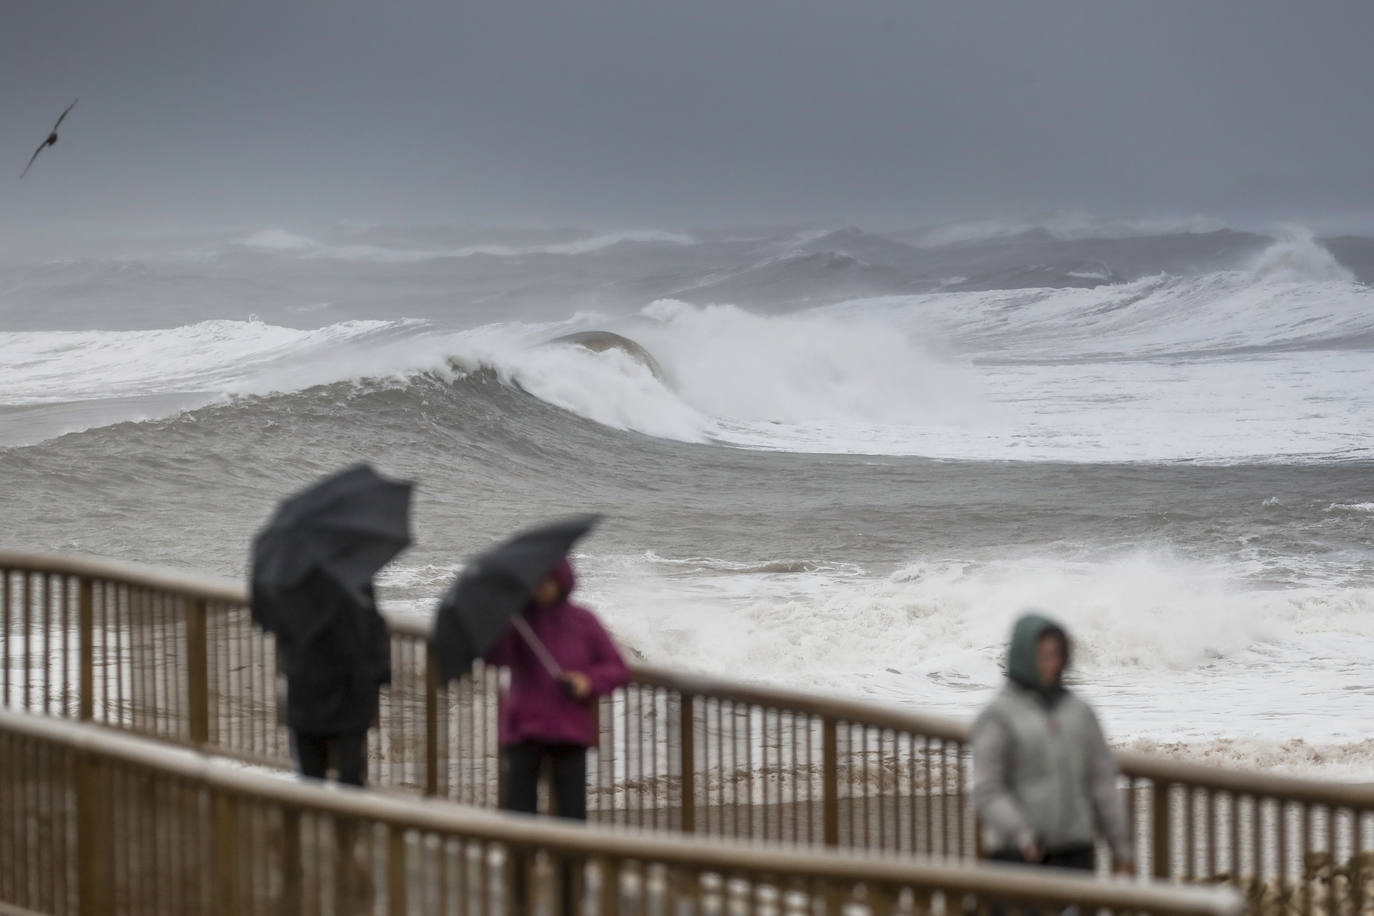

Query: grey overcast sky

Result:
[3,0,1374,235]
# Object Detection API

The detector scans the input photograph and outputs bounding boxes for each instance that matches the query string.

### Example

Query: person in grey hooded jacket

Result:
[973,612,1133,876]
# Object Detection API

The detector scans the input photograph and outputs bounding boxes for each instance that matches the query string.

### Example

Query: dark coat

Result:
[267,574,391,736]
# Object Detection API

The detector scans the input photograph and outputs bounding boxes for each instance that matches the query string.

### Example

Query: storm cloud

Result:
[4,0,1374,236]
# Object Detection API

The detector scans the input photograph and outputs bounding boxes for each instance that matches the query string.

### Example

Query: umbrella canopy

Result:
[432,514,600,682]
[251,464,413,641]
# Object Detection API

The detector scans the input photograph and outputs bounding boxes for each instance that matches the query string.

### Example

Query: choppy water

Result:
[3,222,1372,774]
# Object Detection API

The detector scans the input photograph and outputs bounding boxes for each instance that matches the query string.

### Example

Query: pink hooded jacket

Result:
[483,558,629,748]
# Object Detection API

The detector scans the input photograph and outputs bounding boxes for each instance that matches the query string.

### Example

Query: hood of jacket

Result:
[1006,611,1070,699]
[548,557,576,598]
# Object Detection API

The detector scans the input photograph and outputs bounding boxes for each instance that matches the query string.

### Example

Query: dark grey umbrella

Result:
[431,514,601,682]
[251,464,413,642]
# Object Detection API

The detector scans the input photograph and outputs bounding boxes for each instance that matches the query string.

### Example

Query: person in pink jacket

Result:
[484,557,627,914]
[484,556,629,821]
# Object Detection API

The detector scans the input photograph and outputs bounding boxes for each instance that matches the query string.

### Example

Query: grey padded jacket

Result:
[971,613,1131,861]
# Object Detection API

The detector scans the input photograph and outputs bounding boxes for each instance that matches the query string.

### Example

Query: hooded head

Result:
[1005,611,1070,698]
[530,557,577,611]
[548,557,576,598]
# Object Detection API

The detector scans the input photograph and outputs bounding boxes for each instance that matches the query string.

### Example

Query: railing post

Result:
[76,751,104,916]
[187,598,209,745]
[281,807,303,913]
[679,693,695,833]
[212,791,240,916]
[424,646,440,797]
[387,825,407,916]
[822,717,839,848]
[1151,780,1171,880]
[78,579,94,722]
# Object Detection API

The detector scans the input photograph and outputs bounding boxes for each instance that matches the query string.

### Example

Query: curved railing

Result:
[0,707,1242,916]
[2,550,1371,912]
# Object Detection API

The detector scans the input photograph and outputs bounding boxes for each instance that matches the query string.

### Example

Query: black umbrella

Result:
[251,464,413,641]
[432,514,601,682]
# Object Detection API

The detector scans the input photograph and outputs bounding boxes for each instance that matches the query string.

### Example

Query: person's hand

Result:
[1019,838,1043,863]
[1113,859,1135,877]
[560,671,591,701]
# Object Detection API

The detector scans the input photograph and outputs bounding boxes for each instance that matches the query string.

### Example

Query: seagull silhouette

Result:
[20,99,78,179]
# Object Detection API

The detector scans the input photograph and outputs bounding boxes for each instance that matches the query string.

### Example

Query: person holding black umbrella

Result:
[267,574,391,786]
[251,464,412,787]
[484,556,628,822]
[432,516,627,916]
[432,514,629,821]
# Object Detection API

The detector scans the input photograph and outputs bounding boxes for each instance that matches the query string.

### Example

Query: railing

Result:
[3,550,1373,912]
[0,706,1242,916]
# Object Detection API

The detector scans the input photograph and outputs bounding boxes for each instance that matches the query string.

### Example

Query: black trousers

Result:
[987,845,1096,916]
[292,730,368,787]
[503,742,588,820]
[503,743,588,915]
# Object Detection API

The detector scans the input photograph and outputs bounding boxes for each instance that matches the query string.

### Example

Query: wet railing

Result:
[3,550,1372,911]
[0,706,1242,916]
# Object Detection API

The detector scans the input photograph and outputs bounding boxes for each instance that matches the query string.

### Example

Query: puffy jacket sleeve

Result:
[972,705,1034,849]
[581,612,629,697]
[1084,704,1132,862]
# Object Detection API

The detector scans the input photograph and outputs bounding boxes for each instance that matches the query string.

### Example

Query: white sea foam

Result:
[584,549,1374,754]
[233,228,697,262]
[5,234,1371,462]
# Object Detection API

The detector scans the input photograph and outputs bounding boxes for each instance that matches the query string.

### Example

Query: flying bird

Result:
[20,99,78,179]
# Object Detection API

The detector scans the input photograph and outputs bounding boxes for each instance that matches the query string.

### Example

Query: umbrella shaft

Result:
[511,617,564,678]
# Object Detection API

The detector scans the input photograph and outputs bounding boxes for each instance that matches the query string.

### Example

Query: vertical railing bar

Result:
[822,717,838,848]
[1226,791,1239,890]
[747,704,756,840]
[860,727,871,851]
[906,733,917,855]
[187,598,209,747]
[775,707,785,844]
[625,685,636,827]
[653,685,663,830]
[254,618,266,759]
[1327,804,1338,916]
[940,738,950,858]
[1205,790,1218,887]
[1184,786,1196,881]
[2,567,11,706]
[1355,809,1366,916]
[639,686,648,828]
[1277,798,1289,903]
[1302,803,1313,916]
[1151,781,1171,880]
[729,701,739,839]
[719,697,730,834]
[79,579,94,723]
[425,645,441,797]
[60,575,71,718]
[680,692,696,835]
[22,572,33,712]
[923,735,933,858]
[386,824,406,916]
[41,573,53,716]
[880,729,892,853]
[958,739,970,859]
[113,583,126,729]
[132,587,147,734]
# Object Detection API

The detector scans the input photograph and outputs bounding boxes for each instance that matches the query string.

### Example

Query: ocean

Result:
[2,221,1372,776]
